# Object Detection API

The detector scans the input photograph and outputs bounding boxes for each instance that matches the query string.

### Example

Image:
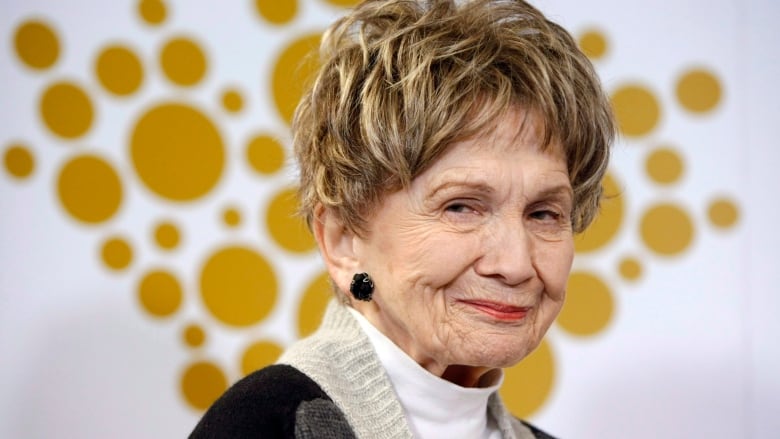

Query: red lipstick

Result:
[461,300,529,321]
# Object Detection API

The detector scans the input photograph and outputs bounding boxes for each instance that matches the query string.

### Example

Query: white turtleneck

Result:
[348,308,503,439]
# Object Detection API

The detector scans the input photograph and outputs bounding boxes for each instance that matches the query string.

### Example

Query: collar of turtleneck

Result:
[348,308,503,439]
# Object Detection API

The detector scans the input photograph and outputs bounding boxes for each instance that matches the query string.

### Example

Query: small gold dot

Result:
[138,0,167,25]
[4,144,35,179]
[618,257,642,281]
[221,89,244,113]
[676,68,722,114]
[154,221,180,250]
[223,206,242,227]
[640,203,694,256]
[138,269,183,317]
[610,84,661,138]
[183,324,206,348]
[101,236,133,271]
[241,340,283,375]
[646,147,684,185]
[708,198,739,229]
[181,361,227,410]
[578,29,608,60]
[246,134,285,175]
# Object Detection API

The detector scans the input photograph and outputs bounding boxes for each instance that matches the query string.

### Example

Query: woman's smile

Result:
[457,299,531,322]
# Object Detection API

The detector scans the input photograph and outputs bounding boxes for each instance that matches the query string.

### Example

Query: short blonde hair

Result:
[294,0,615,234]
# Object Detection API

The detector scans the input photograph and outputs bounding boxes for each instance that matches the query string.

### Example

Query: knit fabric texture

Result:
[278,299,539,439]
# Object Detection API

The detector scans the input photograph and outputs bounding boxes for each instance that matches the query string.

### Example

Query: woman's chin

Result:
[452,336,538,370]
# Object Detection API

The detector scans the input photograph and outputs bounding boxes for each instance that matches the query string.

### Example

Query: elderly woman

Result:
[192,0,613,437]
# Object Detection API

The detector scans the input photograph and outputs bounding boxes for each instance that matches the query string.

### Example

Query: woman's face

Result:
[351,108,574,377]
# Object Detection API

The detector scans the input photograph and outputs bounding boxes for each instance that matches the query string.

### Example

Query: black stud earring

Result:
[350,272,374,302]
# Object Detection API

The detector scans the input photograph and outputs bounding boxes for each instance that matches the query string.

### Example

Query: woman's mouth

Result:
[460,300,530,322]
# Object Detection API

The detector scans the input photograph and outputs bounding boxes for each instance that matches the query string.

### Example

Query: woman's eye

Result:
[445,203,474,214]
[530,209,561,222]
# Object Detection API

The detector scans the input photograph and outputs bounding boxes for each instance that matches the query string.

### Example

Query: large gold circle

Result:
[266,188,316,253]
[40,82,94,139]
[610,84,661,138]
[676,68,722,114]
[95,45,144,96]
[255,0,297,25]
[181,361,227,410]
[557,271,614,336]
[297,270,332,338]
[272,33,322,125]
[241,340,283,376]
[130,103,224,201]
[199,246,278,327]
[14,20,59,70]
[57,155,122,224]
[160,37,207,87]
[138,269,183,317]
[499,339,555,418]
[574,173,624,253]
[640,203,694,256]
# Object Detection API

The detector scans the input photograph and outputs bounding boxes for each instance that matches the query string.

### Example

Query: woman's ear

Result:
[312,204,358,295]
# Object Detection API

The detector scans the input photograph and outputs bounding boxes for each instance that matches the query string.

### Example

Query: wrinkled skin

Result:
[316,108,574,387]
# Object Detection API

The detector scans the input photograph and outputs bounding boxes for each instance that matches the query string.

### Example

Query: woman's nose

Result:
[473,216,536,286]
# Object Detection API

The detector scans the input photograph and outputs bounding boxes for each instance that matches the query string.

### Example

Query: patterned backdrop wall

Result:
[1,0,778,438]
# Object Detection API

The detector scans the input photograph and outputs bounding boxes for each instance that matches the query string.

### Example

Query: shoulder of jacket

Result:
[189,364,331,438]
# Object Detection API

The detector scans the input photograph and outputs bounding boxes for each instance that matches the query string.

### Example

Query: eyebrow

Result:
[426,177,495,198]
[534,183,574,201]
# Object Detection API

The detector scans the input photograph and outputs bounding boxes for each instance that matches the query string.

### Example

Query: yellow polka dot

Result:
[246,134,285,175]
[708,198,739,229]
[640,203,694,256]
[4,144,35,179]
[181,360,227,411]
[138,269,182,317]
[558,271,614,336]
[272,33,322,125]
[222,207,242,228]
[266,188,316,253]
[241,340,284,376]
[298,271,332,338]
[95,45,144,96]
[323,0,361,6]
[610,84,661,138]
[183,324,206,348]
[575,173,623,253]
[200,246,278,327]
[578,29,608,60]
[40,81,94,139]
[14,20,59,70]
[100,236,133,270]
[57,155,122,223]
[499,339,555,418]
[618,256,642,281]
[130,103,224,201]
[221,89,244,113]
[154,221,180,250]
[138,0,168,26]
[160,37,207,87]
[646,147,684,185]
[676,68,722,114]
[255,0,297,25]
[138,0,167,25]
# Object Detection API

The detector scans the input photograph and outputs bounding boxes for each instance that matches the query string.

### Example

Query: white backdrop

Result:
[1,0,778,438]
